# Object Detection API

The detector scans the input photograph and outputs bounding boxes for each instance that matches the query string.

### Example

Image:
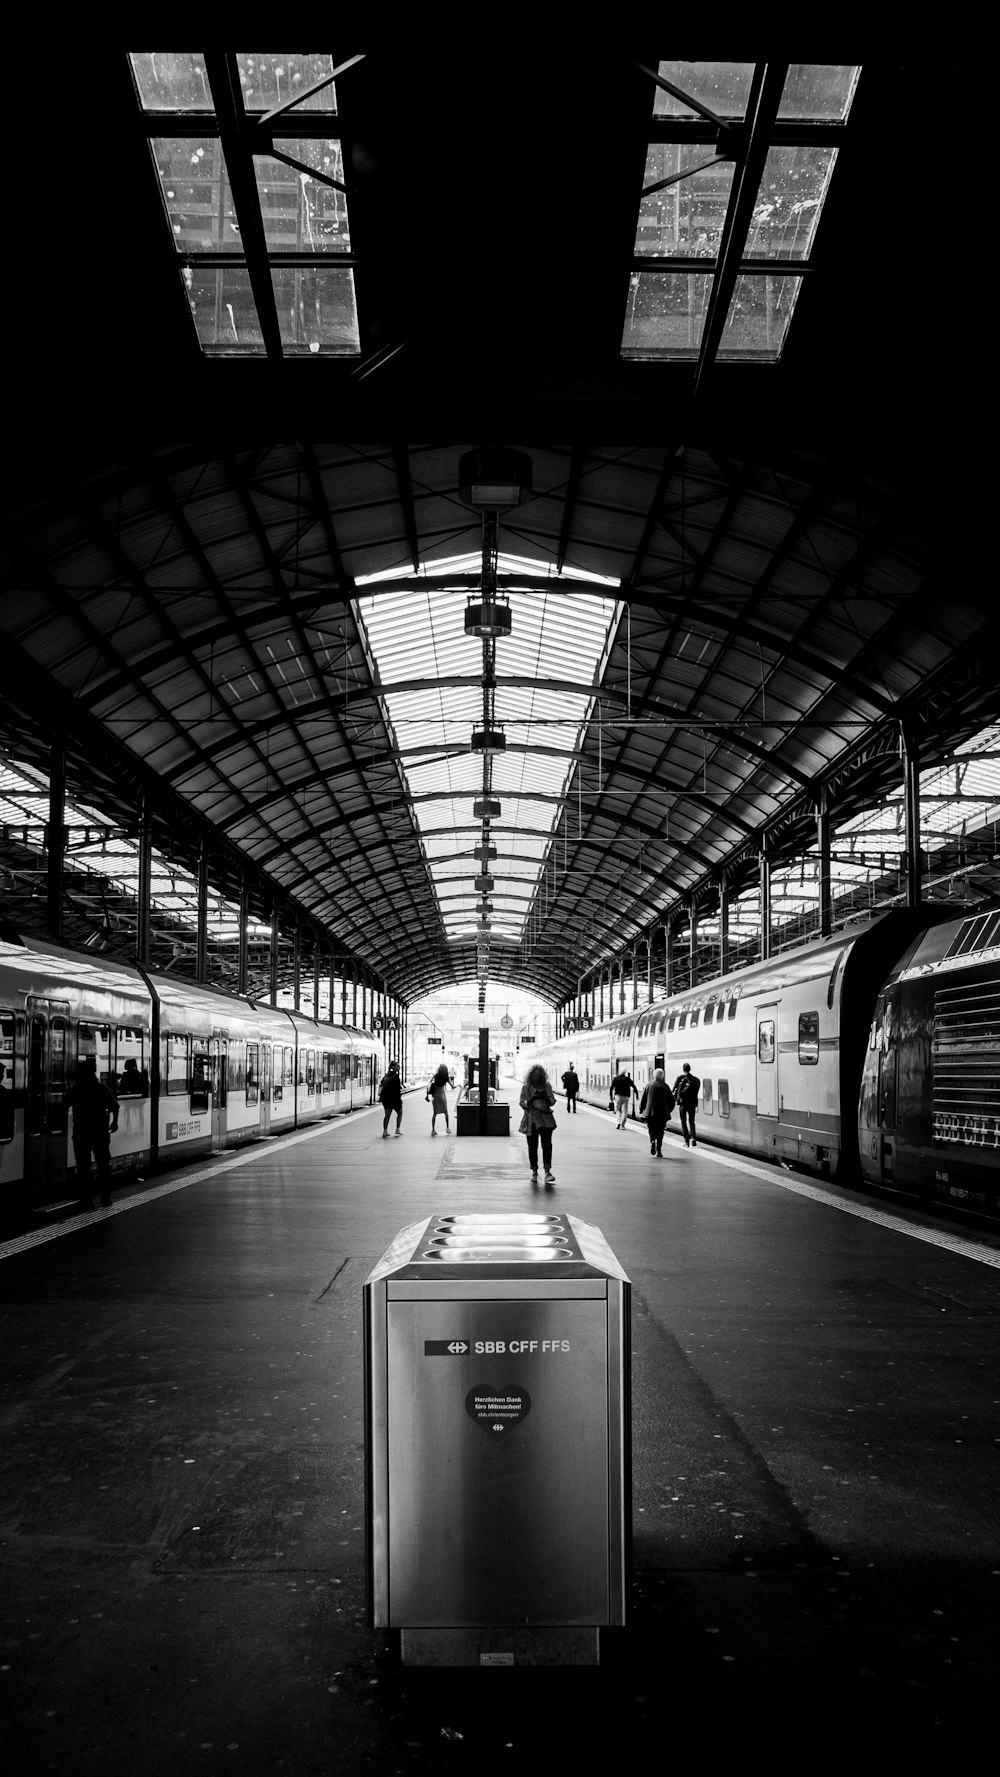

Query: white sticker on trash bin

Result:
[465,1385,531,1440]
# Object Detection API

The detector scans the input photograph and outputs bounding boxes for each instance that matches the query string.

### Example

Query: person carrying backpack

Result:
[672,1062,701,1147]
[638,1069,675,1157]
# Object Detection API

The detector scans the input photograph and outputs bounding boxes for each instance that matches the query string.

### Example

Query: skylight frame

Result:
[127,51,363,359]
[623,61,861,368]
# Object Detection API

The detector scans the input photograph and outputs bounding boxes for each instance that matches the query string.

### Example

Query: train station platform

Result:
[2,1087,998,1772]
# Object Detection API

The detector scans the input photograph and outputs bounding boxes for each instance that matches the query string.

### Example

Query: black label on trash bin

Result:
[465,1385,531,1441]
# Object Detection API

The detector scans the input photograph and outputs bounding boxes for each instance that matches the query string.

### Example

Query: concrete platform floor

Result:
[2,1088,999,1773]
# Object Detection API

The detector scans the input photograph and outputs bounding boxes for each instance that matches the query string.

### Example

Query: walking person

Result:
[561,1062,579,1113]
[610,1065,638,1128]
[672,1062,701,1147]
[377,1058,403,1137]
[426,1061,451,1136]
[518,1062,557,1185]
[639,1069,675,1158]
[66,1055,119,1209]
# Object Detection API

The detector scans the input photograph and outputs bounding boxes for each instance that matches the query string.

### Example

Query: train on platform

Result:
[532,906,1000,1224]
[0,931,384,1223]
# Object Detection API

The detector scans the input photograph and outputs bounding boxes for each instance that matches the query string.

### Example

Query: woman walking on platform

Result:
[426,1062,452,1136]
[518,1063,557,1186]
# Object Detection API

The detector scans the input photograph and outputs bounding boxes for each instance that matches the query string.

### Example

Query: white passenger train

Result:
[532,907,1000,1223]
[0,932,383,1221]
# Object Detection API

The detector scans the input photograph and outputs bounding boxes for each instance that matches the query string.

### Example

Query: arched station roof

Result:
[0,50,987,1006]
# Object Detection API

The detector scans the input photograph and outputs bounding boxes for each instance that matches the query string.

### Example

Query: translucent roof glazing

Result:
[356,563,619,950]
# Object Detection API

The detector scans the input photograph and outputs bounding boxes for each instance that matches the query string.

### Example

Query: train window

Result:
[727,989,741,1020]
[667,1013,676,1032]
[166,1034,190,1095]
[191,1038,210,1113]
[305,1049,316,1094]
[758,1020,776,1063]
[283,1046,294,1089]
[27,1016,45,1135]
[246,1041,260,1105]
[78,1022,115,1089]
[117,1027,148,1096]
[678,1011,688,1029]
[690,1009,700,1028]
[702,1078,713,1115]
[718,1079,730,1117]
[0,1012,14,1141]
[798,1011,820,1065]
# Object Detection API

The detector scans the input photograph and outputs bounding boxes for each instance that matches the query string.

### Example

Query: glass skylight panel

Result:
[717,274,802,360]
[254,141,351,251]
[152,138,241,252]
[130,53,213,111]
[271,267,359,355]
[236,54,338,113]
[187,266,265,353]
[653,62,754,119]
[744,147,838,259]
[622,271,712,357]
[634,146,734,257]
[778,65,860,121]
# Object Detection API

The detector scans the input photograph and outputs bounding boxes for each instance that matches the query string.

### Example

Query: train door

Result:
[755,1005,779,1118]
[210,1037,228,1150]
[261,1042,273,1133]
[25,998,70,1194]
[876,987,899,1183]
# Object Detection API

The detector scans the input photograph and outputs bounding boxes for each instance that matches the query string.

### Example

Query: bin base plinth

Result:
[399,1625,600,1667]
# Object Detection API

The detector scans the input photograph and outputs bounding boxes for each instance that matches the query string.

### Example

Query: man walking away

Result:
[67,1056,119,1209]
[610,1066,638,1129]
[561,1063,580,1113]
[639,1069,675,1157]
[672,1062,701,1147]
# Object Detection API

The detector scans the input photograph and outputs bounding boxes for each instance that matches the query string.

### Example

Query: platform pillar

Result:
[901,723,922,907]
[45,731,66,943]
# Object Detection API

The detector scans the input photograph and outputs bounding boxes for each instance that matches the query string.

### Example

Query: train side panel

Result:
[859,916,1000,1219]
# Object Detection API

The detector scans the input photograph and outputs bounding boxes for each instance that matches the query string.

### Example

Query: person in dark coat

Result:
[611,1068,638,1128]
[378,1059,403,1137]
[66,1056,119,1209]
[561,1064,580,1113]
[672,1062,701,1147]
[639,1069,675,1157]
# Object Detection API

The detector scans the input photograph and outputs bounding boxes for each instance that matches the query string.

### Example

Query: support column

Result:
[269,903,279,1007]
[688,897,698,988]
[664,922,674,999]
[631,947,638,1011]
[618,959,625,1016]
[646,938,653,1004]
[45,732,66,943]
[901,723,922,908]
[342,971,349,1028]
[352,965,358,1027]
[136,790,152,968]
[329,957,336,1025]
[195,836,209,982]
[312,947,320,1020]
[719,872,730,977]
[238,875,249,996]
[292,925,301,1013]
[759,845,772,962]
[816,788,832,938]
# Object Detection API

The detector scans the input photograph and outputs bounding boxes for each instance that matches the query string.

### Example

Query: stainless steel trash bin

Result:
[364,1211,630,1666]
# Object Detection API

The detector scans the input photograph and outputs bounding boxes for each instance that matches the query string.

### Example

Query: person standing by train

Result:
[377,1058,403,1137]
[67,1055,119,1210]
[561,1062,579,1113]
[610,1065,638,1129]
[672,1062,701,1147]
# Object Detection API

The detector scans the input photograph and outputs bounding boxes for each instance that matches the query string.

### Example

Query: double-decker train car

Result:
[533,907,1000,1221]
[0,932,382,1223]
